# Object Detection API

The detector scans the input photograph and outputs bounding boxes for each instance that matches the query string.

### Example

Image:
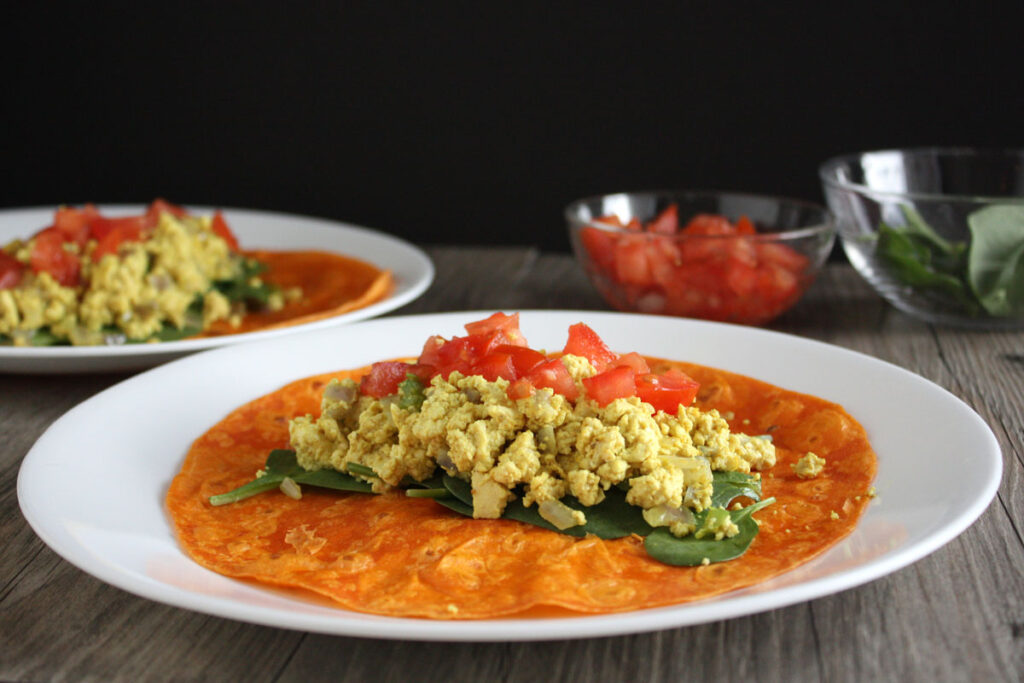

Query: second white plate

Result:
[0,205,434,373]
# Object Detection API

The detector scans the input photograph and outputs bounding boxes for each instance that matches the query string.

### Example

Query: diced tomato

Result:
[681,214,734,236]
[30,227,80,286]
[579,226,617,272]
[507,377,536,400]
[759,262,801,301]
[734,215,756,235]
[418,335,447,367]
[491,343,546,376]
[473,352,516,381]
[583,365,636,406]
[359,361,432,398]
[211,210,240,251]
[724,261,758,297]
[526,358,578,401]
[381,318,702,411]
[419,329,508,379]
[614,235,652,286]
[91,220,144,262]
[581,207,814,325]
[88,214,145,241]
[647,204,679,235]
[646,235,681,289]
[612,351,650,374]
[52,204,99,246]
[145,199,187,226]
[624,217,643,231]
[757,241,810,272]
[0,252,24,289]
[594,215,624,228]
[463,312,527,346]
[562,322,618,370]
[677,233,756,268]
[416,314,531,380]
[430,337,477,378]
[635,370,699,413]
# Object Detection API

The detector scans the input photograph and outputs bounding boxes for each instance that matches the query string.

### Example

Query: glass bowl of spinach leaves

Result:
[820,148,1024,328]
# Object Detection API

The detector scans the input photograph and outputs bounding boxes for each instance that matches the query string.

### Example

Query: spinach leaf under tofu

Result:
[209,450,774,567]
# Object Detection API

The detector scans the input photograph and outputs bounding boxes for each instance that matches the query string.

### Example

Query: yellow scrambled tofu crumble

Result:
[0,211,284,345]
[792,451,826,479]
[289,354,776,538]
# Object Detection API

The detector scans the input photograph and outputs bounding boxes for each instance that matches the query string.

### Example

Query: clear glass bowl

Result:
[565,190,835,326]
[820,148,1024,329]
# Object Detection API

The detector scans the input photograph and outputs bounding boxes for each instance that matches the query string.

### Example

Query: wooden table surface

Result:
[2,247,1022,682]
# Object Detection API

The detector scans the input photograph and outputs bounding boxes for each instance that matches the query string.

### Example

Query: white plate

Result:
[0,205,434,373]
[17,311,1001,641]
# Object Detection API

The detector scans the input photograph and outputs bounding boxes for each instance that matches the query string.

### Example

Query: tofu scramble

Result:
[205,314,782,562]
[289,357,775,539]
[0,200,287,346]
[173,320,879,616]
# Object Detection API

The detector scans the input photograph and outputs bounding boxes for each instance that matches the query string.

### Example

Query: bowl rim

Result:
[818,146,1024,203]
[564,189,834,240]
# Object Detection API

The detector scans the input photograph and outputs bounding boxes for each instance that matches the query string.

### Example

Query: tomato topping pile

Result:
[2,199,239,289]
[358,313,700,414]
[577,205,812,325]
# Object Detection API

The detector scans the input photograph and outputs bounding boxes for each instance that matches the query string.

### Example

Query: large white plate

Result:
[0,205,434,373]
[17,311,1001,641]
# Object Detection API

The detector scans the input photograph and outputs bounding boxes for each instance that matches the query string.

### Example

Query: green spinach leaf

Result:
[398,374,427,411]
[0,327,67,346]
[149,321,203,342]
[214,257,278,306]
[710,471,762,508]
[967,204,1024,316]
[643,497,775,566]
[440,475,650,538]
[877,222,974,306]
[876,203,1024,317]
[211,452,775,567]
[900,205,960,257]
[208,449,373,506]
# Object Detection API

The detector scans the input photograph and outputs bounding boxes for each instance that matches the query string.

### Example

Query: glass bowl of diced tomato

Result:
[566,190,835,325]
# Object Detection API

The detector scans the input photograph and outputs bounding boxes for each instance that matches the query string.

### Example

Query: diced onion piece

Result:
[279,477,302,500]
[148,273,173,291]
[642,504,695,529]
[324,381,358,403]
[538,500,584,530]
[378,396,398,425]
[661,455,712,485]
[436,448,458,475]
[534,424,556,454]
[184,309,204,329]
[10,330,34,344]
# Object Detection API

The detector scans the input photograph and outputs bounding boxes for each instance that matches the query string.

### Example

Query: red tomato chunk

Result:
[579,206,811,325]
[11,200,242,288]
[366,315,700,414]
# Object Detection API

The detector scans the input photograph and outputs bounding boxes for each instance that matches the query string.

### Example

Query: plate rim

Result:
[16,310,1003,640]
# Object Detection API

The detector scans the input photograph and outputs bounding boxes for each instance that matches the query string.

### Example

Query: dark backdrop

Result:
[5,3,1021,251]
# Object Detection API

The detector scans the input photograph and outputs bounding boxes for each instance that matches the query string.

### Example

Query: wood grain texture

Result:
[1,247,1021,683]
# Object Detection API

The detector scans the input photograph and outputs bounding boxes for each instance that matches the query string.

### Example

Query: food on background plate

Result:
[167,313,877,619]
[578,206,813,325]
[0,200,392,346]
[875,204,1024,318]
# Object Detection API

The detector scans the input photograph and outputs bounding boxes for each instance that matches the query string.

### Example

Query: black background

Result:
[5,3,1021,252]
